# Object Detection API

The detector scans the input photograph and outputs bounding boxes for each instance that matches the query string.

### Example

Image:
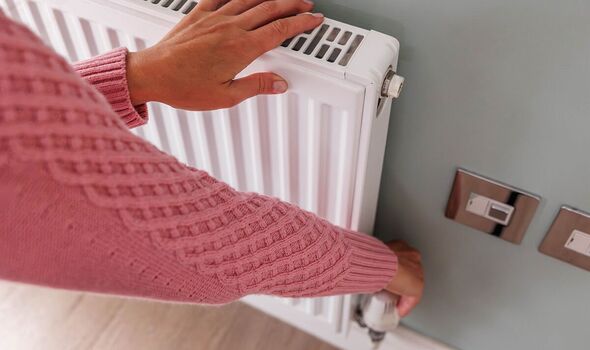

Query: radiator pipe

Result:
[354,291,401,345]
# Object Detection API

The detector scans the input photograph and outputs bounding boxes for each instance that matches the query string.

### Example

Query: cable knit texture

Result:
[0,14,397,304]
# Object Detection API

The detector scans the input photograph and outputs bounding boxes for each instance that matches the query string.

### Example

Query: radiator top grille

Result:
[143,0,198,14]
[142,0,364,67]
[281,24,364,67]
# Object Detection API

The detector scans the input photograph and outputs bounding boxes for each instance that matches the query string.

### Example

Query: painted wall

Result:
[316,0,590,349]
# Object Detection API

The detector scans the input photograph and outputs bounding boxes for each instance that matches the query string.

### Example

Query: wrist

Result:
[127,50,152,105]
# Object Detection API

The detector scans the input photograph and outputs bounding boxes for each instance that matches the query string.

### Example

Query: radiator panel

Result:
[2,0,373,336]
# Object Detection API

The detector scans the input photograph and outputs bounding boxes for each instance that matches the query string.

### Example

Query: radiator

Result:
[0,1,434,349]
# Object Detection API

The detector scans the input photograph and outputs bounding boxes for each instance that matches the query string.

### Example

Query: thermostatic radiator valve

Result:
[354,291,401,344]
[381,68,405,99]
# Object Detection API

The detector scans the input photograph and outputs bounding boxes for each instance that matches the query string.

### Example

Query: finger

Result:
[218,0,268,16]
[197,0,230,12]
[229,72,289,103]
[251,13,324,53]
[237,0,314,30]
[397,295,420,318]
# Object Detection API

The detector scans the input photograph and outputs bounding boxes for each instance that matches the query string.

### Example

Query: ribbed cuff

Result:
[73,47,148,128]
[335,231,398,294]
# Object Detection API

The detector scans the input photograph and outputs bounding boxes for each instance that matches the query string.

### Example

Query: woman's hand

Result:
[385,241,424,317]
[126,0,323,111]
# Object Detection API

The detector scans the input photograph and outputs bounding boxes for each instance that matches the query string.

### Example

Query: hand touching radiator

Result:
[126,0,324,111]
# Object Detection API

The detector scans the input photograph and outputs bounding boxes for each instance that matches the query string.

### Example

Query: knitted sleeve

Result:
[0,14,397,304]
[73,48,149,128]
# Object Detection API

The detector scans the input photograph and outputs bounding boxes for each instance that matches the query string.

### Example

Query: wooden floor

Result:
[0,281,337,350]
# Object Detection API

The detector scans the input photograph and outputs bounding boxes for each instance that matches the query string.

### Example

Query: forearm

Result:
[0,162,396,303]
[0,129,396,302]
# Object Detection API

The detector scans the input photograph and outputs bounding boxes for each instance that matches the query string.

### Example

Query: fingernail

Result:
[312,12,324,18]
[303,0,314,4]
[273,80,288,93]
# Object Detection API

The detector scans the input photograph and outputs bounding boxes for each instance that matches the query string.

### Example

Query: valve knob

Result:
[381,69,405,99]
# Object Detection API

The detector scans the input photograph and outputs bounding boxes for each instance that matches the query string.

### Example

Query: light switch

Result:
[564,230,590,257]
[445,169,540,244]
[540,207,590,272]
[466,193,514,225]
[489,204,511,222]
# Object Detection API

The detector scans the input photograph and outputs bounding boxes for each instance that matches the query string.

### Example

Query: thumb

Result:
[229,73,288,103]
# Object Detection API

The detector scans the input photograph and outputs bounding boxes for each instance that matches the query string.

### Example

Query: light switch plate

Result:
[539,207,590,271]
[445,169,541,244]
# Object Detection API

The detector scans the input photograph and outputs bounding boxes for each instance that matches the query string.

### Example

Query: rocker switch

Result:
[466,193,514,226]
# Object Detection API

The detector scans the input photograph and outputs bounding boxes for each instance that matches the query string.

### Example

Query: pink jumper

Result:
[0,13,397,304]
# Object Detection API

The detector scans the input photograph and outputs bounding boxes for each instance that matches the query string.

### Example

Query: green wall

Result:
[316,0,590,349]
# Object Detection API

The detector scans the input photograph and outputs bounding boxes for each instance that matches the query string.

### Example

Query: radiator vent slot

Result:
[281,24,364,67]
[143,0,198,14]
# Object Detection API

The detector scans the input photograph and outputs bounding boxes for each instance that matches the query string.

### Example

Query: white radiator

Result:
[1,1,451,349]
